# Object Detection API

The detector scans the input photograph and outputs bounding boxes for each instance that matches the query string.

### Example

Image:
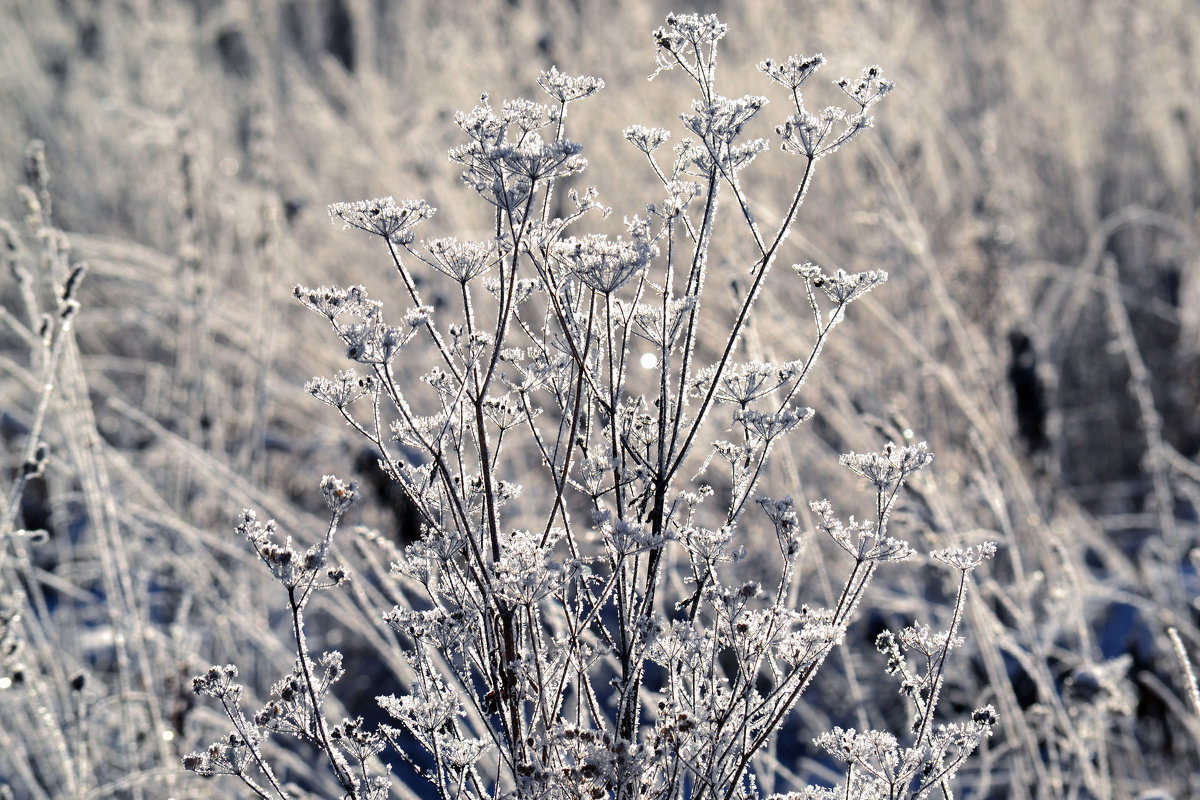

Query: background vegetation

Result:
[2,0,1198,797]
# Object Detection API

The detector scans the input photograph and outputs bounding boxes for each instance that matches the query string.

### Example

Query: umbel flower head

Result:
[796,263,888,306]
[329,196,436,242]
[840,441,933,491]
[757,54,827,90]
[552,216,658,294]
[425,237,500,283]
[538,66,605,104]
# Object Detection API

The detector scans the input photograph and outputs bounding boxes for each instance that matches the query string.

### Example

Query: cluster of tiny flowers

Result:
[292,283,371,322]
[295,283,429,366]
[192,664,241,701]
[552,217,658,294]
[700,360,801,406]
[235,507,348,589]
[632,295,695,349]
[328,196,436,242]
[836,65,896,111]
[805,705,996,799]
[897,622,965,659]
[797,263,889,306]
[651,13,728,79]
[181,735,251,778]
[930,541,998,571]
[681,94,769,149]
[624,124,671,154]
[537,65,605,103]
[811,499,916,563]
[256,651,346,736]
[329,717,387,763]
[840,441,934,491]
[734,405,813,444]
[488,528,574,605]
[305,368,375,409]
[424,236,500,283]
[776,105,851,160]
[757,54,827,90]
[773,607,845,665]
[320,474,359,515]
[449,96,589,213]
[756,495,803,555]
[649,179,703,220]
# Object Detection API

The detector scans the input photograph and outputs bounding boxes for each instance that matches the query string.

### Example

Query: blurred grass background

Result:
[2,0,1198,797]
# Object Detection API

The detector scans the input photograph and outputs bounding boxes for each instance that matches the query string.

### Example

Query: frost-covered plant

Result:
[186,13,995,800]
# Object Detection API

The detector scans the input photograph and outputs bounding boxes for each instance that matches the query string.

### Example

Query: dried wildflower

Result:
[378,675,462,741]
[305,369,375,409]
[181,15,999,800]
[339,305,412,364]
[454,95,505,145]
[839,441,933,491]
[538,66,605,104]
[757,54,827,90]
[624,124,672,154]
[798,263,888,305]
[811,499,915,563]
[425,236,498,283]
[320,474,359,515]
[681,95,769,149]
[192,664,241,701]
[552,217,658,294]
[328,196,436,242]
[292,283,372,321]
[649,179,702,220]
[652,13,728,80]
[814,726,900,767]
[501,136,587,182]
[697,360,799,405]
[898,621,964,657]
[490,528,573,605]
[776,106,847,159]
[481,393,528,430]
[502,97,555,132]
[734,406,813,443]
[774,608,844,665]
[929,541,998,571]
[836,65,895,111]
[681,524,739,565]
[756,495,803,555]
